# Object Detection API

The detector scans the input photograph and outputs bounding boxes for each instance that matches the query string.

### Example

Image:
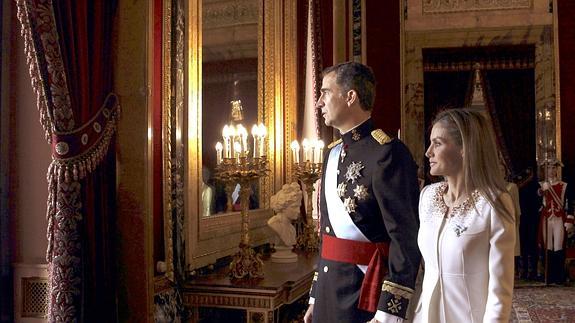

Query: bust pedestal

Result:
[271,245,298,263]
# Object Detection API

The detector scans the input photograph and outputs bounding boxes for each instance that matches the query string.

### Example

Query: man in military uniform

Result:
[304,62,421,323]
[537,158,574,284]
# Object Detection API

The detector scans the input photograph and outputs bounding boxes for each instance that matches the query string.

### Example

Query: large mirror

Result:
[160,0,298,274]
[201,0,260,217]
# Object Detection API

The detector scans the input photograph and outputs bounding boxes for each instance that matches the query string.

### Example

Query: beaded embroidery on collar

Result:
[430,182,482,237]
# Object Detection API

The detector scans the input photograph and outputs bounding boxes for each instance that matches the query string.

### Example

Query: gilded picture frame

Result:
[159,0,298,275]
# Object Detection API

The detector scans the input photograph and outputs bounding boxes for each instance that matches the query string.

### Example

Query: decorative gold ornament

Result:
[371,129,392,145]
[327,138,342,149]
[214,156,269,279]
[293,160,322,251]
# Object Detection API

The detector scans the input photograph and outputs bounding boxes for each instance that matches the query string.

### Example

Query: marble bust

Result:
[268,182,302,263]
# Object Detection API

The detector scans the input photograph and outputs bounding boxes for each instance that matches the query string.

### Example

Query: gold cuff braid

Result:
[382,280,414,300]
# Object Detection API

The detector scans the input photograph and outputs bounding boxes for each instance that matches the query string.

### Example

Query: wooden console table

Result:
[182,253,317,323]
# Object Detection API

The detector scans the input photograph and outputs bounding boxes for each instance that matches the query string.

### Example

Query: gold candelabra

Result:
[214,156,269,279]
[294,161,322,251]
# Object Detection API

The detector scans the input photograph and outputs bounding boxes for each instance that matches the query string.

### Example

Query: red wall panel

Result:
[366,0,401,135]
[558,0,575,181]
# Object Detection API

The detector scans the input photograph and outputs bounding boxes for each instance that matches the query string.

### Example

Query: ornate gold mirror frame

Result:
[161,0,298,274]
[158,0,186,285]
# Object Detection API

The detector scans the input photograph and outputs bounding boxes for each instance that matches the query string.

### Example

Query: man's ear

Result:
[346,90,357,106]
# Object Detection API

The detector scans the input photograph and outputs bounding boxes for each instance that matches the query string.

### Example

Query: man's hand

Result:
[304,304,314,323]
[565,222,574,233]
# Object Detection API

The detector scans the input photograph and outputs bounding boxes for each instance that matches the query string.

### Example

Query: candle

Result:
[228,125,237,158]
[237,124,248,155]
[311,140,316,162]
[215,142,223,164]
[311,139,315,163]
[258,123,266,157]
[313,139,323,164]
[302,138,310,162]
[222,125,230,158]
[317,140,325,164]
[251,125,259,158]
[397,129,401,140]
[290,140,300,164]
[234,141,242,162]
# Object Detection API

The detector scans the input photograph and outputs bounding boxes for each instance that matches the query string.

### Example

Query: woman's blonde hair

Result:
[433,108,512,221]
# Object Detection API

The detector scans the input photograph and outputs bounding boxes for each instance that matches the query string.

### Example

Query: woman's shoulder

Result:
[419,182,447,221]
[421,182,445,199]
[476,190,513,217]
[419,182,445,208]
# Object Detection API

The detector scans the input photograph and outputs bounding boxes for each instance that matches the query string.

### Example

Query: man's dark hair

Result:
[322,62,376,110]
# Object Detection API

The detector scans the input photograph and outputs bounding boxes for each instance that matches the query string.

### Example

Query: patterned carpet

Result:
[511,285,575,322]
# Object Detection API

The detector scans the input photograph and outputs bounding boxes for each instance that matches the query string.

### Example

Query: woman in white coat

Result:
[412,108,515,323]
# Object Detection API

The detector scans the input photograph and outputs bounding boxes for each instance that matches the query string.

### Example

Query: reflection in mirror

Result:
[201,0,260,216]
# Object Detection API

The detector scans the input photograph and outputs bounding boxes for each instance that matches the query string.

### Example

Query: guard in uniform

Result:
[537,159,574,284]
[305,62,421,323]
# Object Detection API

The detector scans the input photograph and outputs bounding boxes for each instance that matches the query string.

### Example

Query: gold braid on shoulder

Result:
[327,138,343,149]
[371,129,392,145]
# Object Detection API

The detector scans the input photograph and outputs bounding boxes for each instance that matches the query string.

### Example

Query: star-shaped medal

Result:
[353,184,369,201]
[337,182,347,198]
[345,161,364,183]
[343,197,357,213]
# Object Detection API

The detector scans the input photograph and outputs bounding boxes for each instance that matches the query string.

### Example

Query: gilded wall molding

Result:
[283,0,298,183]
[162,0,175,284]
[173,0,187,283]
[203,0,259,29]
[183,0,296,272]
[423,0,532,14]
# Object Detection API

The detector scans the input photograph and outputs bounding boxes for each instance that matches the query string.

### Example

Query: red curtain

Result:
[557,0,575,187]
[367,0,401,135]
[482,69,536,180]
[297,0,331,142]
[16,0,119,321]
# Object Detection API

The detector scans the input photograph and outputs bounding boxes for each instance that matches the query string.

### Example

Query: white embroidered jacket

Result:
[413,182,515,323]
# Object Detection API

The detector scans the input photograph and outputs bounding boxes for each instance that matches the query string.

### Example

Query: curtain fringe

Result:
[45,93,120,262]
[50,93,121,182]
[15,0,54,143]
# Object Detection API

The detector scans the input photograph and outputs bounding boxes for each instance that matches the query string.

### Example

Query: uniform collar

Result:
[341,118,373,145]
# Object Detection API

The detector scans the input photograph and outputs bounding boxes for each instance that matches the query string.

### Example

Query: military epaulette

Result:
[371,129,392,145]
[327,138,342,149]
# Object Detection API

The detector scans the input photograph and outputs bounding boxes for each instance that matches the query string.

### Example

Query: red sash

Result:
[321,234,389,313]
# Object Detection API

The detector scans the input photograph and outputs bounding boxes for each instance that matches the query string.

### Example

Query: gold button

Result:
[323,266,329,272]
[325,227,331,233]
